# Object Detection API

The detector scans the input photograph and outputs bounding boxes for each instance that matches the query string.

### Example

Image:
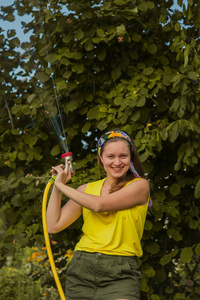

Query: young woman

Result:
[47,130,150,300]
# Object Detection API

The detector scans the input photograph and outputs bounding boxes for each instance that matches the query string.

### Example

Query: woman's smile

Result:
[111,166,124,171]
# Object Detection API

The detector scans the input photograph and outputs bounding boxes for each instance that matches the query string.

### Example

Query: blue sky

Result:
[0,0,187,43]
[0,0,32,42]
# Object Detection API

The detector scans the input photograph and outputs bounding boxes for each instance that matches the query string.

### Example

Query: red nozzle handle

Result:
[61,152,73,158]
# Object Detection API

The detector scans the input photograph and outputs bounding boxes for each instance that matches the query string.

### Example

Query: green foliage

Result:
[0,245,43,300]
[0,0,200,299]
[0,245,61,299]
[0,266,43,300]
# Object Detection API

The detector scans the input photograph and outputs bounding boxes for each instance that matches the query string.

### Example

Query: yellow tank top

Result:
[75,178,149,257]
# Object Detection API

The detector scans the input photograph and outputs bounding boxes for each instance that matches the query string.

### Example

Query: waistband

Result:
[74,250,137,261]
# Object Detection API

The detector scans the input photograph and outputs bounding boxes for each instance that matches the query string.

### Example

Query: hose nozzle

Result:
[61,152,75,174]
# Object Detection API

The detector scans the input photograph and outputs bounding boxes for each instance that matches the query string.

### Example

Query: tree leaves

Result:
[170,183,181,196]
[160,250,178,266]
[147,44,157,54]
[143,67,154,76]
[74,29,84,40]
[50,145,61,156]
[56,80,67,91]
[194,179,200,198]
[71,63,84,74]
[36,72,49,83]
[116,24,126,36]
[81,121,91,133]
[145,242,160,254]
[1,0,200,298]
[24,135,38,147]
[180,247,193,263]
[11,105,22,115]
[27,94,36,104]
[97,48,107,61]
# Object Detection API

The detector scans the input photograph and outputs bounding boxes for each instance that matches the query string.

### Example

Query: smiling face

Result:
[100,139,131,181]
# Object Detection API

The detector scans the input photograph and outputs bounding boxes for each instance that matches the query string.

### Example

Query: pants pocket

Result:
[66,251,82,276]
[125,257,142,280]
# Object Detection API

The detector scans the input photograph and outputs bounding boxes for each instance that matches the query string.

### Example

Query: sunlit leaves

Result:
[97,120,108,131]
[50,144,61,156]
[11,105,22,115]
[17,151,26,160]
[167,227,182,241]
[56,80,67,91]
[64,99,80,112]
[36,72,49,83]
[143,67,154,76]
[27,94,36,104]
[87,106,100,120]
[116,24,126,36]
[24,135,38,147]
[1,0,200,298]
[81,121,91,133]
[74,29,84,40]
[180,247,193,263]
[160,250,178,266]
[71,63,84,74]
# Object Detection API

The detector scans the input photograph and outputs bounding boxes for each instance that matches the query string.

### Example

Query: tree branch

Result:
[4,97,14,129]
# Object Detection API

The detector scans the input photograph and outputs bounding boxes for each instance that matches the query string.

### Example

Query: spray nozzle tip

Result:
[61,152,73,158]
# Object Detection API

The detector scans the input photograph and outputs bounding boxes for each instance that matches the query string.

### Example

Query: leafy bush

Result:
[0,266,43,300]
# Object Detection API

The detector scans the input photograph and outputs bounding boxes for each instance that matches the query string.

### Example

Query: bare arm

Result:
[55,178,149,213]
[51,160,149,221]
[46,185,84,234]
[46,164,85,234]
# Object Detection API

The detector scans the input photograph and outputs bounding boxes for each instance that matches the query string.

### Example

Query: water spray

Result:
[42,151,74,300]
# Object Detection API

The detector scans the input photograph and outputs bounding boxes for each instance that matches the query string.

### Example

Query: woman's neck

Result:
[103,177,116,189]
[101,178,113,197]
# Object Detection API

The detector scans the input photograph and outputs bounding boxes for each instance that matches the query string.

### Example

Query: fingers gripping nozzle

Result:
[61,152,75,174]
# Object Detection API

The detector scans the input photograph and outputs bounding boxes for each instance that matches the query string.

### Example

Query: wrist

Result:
[54,181,64,191]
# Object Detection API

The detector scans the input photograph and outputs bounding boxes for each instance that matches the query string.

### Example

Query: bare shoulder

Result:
[133,178,149,187]
[77,183,88,192]
[124,178,150,206]
[127,178,150,194]
[130,178,150,190]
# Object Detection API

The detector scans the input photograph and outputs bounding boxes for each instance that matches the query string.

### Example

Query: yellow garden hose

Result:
[42,177,66,300]
[42,152,74,299]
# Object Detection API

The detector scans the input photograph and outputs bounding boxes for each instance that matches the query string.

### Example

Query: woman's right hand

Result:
[51,160,72,186]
